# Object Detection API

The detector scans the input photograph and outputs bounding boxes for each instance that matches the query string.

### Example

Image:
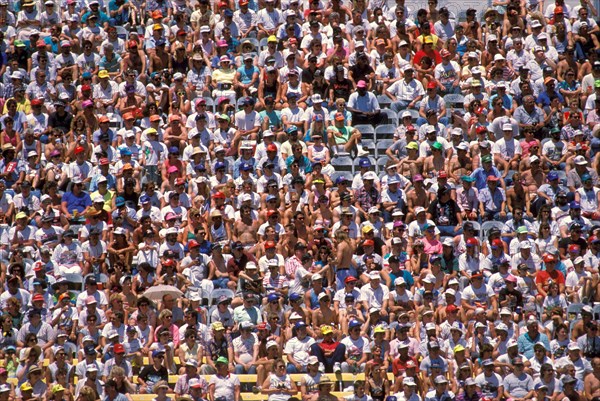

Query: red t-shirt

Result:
[535,269,565,286]
[392,356,419,377]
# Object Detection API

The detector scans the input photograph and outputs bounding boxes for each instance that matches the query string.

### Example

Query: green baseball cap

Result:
[216,356,229,364]
[431,141,443,151]
[482,154,492,163]
[516,226,528,234]
[595,79,600,88]
[461,175,475,182]
[14,40,25,47]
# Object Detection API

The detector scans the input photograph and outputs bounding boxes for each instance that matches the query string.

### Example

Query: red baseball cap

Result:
[188,239,200,249]
[344,276,358,284]
[542,253,556,263]
[212,191,226,199]
[427,82,437,89]
[75,146,85,154]
[32,294,44,302]
[113,344,125,354]
[363,239,375,247]
[438,170,448,178]
[265,241,276,249]
[446,304,459,313]
[466,238,479,247]
[267,144,277,152]
[163,259,176,267]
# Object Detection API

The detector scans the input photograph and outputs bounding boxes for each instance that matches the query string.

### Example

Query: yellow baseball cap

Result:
[406,142,419,150]
[321,325,333,335]
[98,70,109,79]
[211,322,225,331]
[20,383,33,392]
[267,35,278,43]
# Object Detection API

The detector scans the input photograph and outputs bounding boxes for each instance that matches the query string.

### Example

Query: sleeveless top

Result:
[263,80,278,99]
[302,372,322,394]
[210,223,227,243]
[171,56,189,75]
[368,377,386,401]
[267,374,293,401]
[286,82,302,99]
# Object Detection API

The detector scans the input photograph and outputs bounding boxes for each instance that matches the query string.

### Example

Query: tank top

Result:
[368,378,385,401]
[267,374,293,401]
[171,56,189,75]
[263,80,278,98]
[302,372,322,393]
[287,82,302,98]
[310,145,328,161]
[2,133,16,147]
[210,223,227,243]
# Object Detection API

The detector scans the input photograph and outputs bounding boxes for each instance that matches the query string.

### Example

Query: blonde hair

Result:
[78,386,96,401]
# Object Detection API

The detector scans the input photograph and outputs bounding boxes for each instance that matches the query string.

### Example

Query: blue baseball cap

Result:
[289,293,301,301]
[359,158,372,168]
[168,146,180,154]
[152,349,165,357]
[582,173,592,182]
[547,171,558,181]
[266,194,277,202]
[240,162,252,171]
[215,161,226,170]
[349,320,362,328]
[267,293,279,302]
[140,195,150,204]
[115,196,126,207]
[82,72,92,79]
[224,8,233,16]
[294,322,307,329]
[120,147,132,156]
[286,126,298,134]
[335,176,349,184]
[570,201,581,209]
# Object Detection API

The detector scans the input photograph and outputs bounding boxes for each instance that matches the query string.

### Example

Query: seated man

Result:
[310,325,346,373]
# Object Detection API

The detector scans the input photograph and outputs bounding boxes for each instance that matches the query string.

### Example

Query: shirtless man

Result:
[556,45,579,83]
[448,144,474,183]
[398,143,423,179]
[284,294,312,332]
[584,357,600,400]
[405,174,430,223]
[330,179,353,209]
[149,40,169,73]
[233,206,259,250]
[506,173,532,217]
[520,157,545,197]
[312,293,340,340]
[422,143,447,180]
[121,42,147,82]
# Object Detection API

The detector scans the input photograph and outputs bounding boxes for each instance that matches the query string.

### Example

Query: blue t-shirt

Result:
[61,191,92,215]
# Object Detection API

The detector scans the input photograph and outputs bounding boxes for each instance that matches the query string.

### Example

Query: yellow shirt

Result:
[3,97,30,114]
[90,189,115,212]
[211,68,236,85]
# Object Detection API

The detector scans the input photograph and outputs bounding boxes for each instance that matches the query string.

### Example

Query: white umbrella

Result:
[142,285,184,302]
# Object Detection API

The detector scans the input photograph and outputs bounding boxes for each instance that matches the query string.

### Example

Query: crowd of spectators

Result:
[7,0,600,400]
